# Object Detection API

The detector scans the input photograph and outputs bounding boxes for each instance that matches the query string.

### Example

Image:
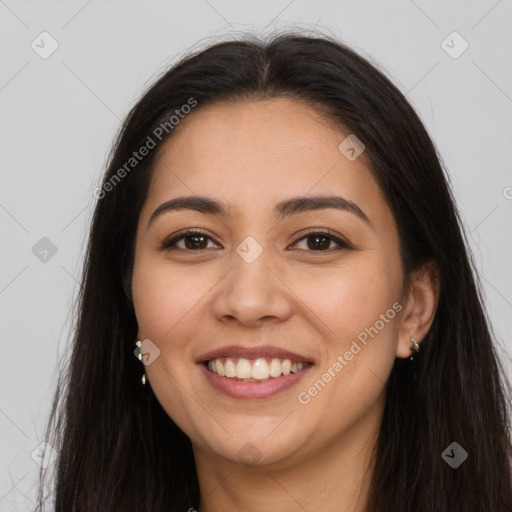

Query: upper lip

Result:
[195,345,314,364]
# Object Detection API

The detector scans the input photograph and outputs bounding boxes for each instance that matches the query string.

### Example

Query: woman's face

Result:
[132,98,412,467]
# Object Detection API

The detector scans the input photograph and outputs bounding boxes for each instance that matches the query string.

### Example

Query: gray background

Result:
[1,1,511,509]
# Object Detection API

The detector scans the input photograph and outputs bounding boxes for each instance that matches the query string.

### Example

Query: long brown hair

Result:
[36,32,512,511]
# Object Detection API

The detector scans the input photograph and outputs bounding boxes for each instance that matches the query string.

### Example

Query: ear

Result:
[396,260,440,359]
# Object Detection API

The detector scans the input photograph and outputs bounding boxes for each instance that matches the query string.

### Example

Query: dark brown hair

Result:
[36,31,512,511]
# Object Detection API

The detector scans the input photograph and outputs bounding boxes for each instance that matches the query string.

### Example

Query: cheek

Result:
[131,256,208,344]
[292,256,401,433]
[292,253,402,344]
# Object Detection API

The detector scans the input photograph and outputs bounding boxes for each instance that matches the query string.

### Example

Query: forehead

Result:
[141,98,391,228]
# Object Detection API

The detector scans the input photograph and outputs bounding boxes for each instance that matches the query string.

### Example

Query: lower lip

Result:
[198,362,313,399]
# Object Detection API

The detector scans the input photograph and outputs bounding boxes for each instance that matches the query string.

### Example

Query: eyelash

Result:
[160,229,352,253]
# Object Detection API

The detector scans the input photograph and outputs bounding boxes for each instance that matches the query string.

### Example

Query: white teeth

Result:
[206,356,309,380]
[215,359,225,377]
[269,358,282,377]
[224,357,236,378]
[251,359,269,380]
[235,358,252,379]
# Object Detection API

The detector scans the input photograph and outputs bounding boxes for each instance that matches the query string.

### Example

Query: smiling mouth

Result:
[205,357,313,382]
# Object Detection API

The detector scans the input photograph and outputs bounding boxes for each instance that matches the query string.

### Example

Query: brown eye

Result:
[291,231,351,252]
[162,230,220,251]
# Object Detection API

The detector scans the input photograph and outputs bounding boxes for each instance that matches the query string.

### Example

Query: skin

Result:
[131,98,440,512]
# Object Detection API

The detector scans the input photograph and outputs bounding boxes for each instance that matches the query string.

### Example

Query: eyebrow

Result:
[147,195,373,229]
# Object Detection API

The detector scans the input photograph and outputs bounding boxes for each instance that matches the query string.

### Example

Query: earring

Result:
[135,340,146,385]
[408,336,420,382]
[410,337,420,361]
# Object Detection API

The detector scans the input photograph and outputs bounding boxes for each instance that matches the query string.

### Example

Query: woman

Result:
[36,32,512,511]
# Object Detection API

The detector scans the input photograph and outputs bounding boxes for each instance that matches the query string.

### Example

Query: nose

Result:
[211,251,293,328]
